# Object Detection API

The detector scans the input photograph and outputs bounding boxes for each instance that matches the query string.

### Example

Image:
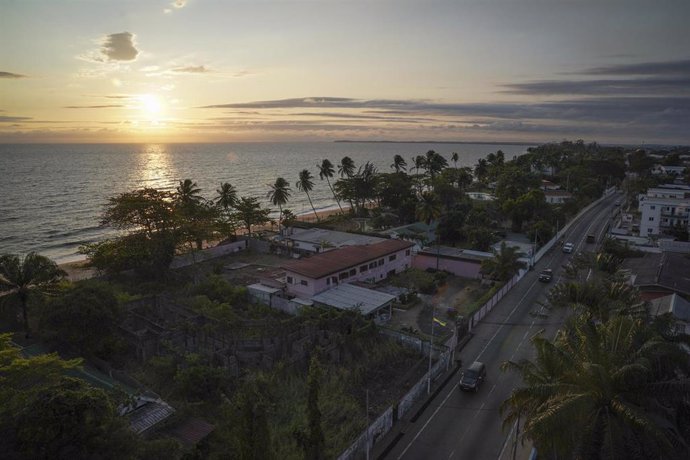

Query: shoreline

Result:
[58,201,353,281]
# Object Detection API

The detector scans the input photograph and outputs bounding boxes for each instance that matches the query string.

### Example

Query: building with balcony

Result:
[638,185,690,236]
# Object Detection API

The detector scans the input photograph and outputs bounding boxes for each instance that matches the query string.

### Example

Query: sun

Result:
[139,94,161,115]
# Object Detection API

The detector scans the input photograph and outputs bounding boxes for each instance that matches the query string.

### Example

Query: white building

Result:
[639,196,690,236]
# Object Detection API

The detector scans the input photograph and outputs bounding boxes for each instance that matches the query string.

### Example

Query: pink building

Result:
[281,239,415,297]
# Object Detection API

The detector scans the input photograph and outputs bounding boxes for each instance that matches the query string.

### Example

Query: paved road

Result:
[380,191,621,460]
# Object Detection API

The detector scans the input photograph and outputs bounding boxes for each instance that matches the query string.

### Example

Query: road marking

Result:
[497,420,518,460]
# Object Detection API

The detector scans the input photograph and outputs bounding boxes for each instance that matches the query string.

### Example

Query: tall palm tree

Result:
[451,152,459,169]
[267,177,291,234]
[175,178,203,206]
[215,182,238,212]
[474,158,488,184]
[501,315,690,459]
[296,169,319,221]
[391,154,407,173]
[317,159,343,213]
[480,242,526,281]
[415,192,442,269]
[0,252,66,338]
[338,156,355,178]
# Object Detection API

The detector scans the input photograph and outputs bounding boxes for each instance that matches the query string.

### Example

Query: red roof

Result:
[282,239,414,279]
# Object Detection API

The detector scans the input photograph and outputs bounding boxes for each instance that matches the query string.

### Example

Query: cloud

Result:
[99,32,139,62]
[63,104,124,109]
[503,77,690,96]
[0,115,32,122]
[0,71,27,79]
[583,58,690,76]
[171,65,210,73]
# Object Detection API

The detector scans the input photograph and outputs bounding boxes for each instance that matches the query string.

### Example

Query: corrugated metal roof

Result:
[311,284,396,315]
[282,239,413,279]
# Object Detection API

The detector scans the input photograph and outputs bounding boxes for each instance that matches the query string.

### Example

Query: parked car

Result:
[586,234,596,243]
[459,361,486,392]
[562,242,574,253]
[614,200,621,206]
[538,269,553,282]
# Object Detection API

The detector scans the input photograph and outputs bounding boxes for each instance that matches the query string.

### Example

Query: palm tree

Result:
[175,178,203,206]
[416,191,443,272]
[451,152,459,168]
[0,252,66,338]
[501,315,690,459]
[296,169,319,221]
[267,177,291,234]
[480,242,526,281]
[474,158,488,184]
[391,154,407,173]
[317,159,343,213]
[215,182,238,212]
[338,156,355,178]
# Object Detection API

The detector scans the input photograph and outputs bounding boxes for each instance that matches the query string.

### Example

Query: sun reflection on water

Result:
[136,144,175,191]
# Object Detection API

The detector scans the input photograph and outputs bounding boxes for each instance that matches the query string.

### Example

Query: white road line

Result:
[497,420,518,460]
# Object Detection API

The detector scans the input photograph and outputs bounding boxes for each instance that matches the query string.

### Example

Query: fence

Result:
[169,239,247,268]
[469,270,526,330]
[338,329,452,460]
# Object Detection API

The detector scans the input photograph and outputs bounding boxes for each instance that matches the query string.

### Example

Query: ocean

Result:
[0,142,530,263]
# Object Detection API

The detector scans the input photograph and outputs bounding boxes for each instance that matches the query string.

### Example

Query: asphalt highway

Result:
[380,190,621,460]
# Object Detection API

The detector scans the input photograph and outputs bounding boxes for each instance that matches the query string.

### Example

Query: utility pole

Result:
[427,303,435,394]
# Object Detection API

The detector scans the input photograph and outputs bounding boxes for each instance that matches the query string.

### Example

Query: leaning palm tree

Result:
[317,159,343,213]
[215,182,238,212]
[451,152,459,168]
[480,242,526,281]
[501,315,690,459]
[296,169,319,221]
[267,177,291,234]
[338,156,355,178]
[391,154,407,173]
[0,252,66,338]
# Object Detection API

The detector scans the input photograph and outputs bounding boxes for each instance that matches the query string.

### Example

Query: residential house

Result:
[623,252,690,300]
[544,190,573,204]
[281,239,414,297]
[649,293,690,335]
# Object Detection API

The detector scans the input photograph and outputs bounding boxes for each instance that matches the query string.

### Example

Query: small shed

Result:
[310,283,396,320]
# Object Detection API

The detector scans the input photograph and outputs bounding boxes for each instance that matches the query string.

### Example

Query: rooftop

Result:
[418,245,493,262]
[282,239,414,279]
[311,283,396,315]
[624,252,690,296]
[649,293,690,322]
[544,190,573,197]
[284,227,384,248]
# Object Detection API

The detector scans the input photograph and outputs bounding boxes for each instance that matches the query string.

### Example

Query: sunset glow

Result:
[1,1,689,144]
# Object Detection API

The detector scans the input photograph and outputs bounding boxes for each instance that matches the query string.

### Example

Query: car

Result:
[459,361,486,392]
[562,242,574,253]
[586,234,596,243]
[614,200,621,206]
[538,269,553,282]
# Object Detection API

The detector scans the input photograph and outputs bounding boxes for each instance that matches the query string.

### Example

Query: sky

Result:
[1,0,689,145]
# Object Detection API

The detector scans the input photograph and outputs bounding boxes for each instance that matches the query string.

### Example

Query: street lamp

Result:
[427,303,435,394]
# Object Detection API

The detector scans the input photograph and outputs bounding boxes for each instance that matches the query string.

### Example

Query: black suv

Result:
[459,361,486,392]
[538,269,553,283]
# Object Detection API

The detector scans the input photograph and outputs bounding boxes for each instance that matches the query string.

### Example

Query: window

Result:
[650,205,656,210]
[649,217,654,221]
[389,254,397,262]
[369,262,376,269]
[349,269,356,276]
[648,228,653,233]
[332,276,338,284]
[378,259,384,266]
[300,280,308,286]
[286,276,293,284]
[406,249,411,256]
[327,278,331,285]
[339,272,349,280]
[360,265,368,272]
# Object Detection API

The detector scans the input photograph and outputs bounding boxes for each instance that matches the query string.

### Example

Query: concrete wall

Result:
[412,253,482,279]
[285,246,412,297]
[170,239,246,268]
